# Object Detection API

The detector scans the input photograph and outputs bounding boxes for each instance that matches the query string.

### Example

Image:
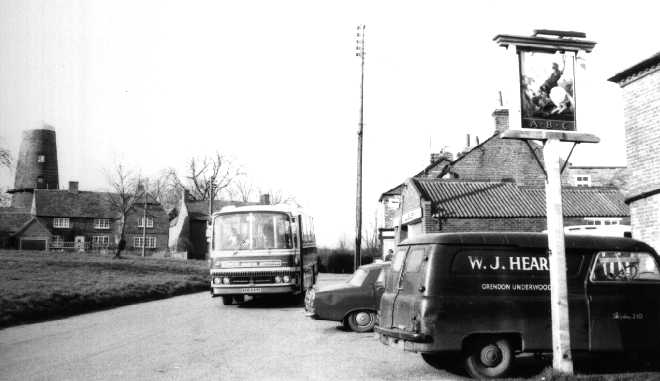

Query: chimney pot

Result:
[260,194,271,205]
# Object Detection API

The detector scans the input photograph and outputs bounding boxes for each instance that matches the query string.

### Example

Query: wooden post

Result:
[543,136,573,373]
[355,25,366,271]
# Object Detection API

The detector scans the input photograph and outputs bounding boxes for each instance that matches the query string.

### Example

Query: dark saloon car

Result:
[305,261,390,332]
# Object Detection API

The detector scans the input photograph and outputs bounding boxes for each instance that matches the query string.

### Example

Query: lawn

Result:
[0,250,209,328]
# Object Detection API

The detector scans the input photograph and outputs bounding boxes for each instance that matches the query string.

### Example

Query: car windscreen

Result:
[213,212,292,250]
[347,269,369,287]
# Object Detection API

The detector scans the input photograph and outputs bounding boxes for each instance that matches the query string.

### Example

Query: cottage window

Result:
[92,235,110,248]
[137,216,154,228]
[94,218,111,229]
[133,236,157,248]
[53,218,70,228]
[575,175,591,187]
[585,218,621,226]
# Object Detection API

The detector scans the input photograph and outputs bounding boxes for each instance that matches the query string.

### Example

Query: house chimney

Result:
[68,181,79,193]
[260,193,271,205]
[492,109,509,134]
[430,149,454,164]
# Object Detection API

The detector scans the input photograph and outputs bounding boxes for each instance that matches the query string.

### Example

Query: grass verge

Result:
[0,249,208,328]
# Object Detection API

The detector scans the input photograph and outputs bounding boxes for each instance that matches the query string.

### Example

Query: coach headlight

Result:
[275,276,282,283]
[283,275,291,283]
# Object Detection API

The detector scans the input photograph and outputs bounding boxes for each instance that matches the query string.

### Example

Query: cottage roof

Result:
[413,179,628,218]
[0,208,33,234]
[33,189,120,218]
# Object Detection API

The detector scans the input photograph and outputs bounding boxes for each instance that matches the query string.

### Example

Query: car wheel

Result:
[347,310,377,332]
[464,337,513,379]
[222,296,233,305]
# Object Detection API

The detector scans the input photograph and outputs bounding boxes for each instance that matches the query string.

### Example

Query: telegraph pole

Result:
[354,25,366,271]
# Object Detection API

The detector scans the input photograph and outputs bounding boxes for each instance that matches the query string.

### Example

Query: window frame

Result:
[94,218,111,230]
[137,216,154,228]
[92,235,110,248]
[574,174,592,187]
[53,218,70,229]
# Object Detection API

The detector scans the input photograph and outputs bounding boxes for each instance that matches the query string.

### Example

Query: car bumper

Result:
[375,326,432,343]
[211,285,297,295]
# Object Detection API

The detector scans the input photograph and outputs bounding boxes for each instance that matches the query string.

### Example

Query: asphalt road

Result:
[0,274,464,381]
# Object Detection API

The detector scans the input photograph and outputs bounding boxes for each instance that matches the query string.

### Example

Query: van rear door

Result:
[390,245,429,331]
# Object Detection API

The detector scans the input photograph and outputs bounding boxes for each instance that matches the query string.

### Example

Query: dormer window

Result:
[37,154,45,163]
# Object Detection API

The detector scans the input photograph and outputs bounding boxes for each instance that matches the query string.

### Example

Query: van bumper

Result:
[375,326,432,343]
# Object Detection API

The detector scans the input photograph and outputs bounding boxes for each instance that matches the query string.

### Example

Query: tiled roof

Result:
[414,179,628,218]
[0,208,32,234]
[186,200,258,220]
[609,52,660,84]
[33,189,120,218]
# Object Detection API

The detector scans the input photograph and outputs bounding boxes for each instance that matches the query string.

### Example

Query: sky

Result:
[0,0,658,247]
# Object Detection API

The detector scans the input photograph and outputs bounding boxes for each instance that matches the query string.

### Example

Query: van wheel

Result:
[347,311,377,332]
[222,296,233,305]
[464,337,513,379]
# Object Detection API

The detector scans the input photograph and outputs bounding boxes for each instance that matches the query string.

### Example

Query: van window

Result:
[590,251,660,282]
[451,249,584,278]
[404,246,426,273]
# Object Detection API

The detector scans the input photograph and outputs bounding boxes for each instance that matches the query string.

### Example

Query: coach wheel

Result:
[464,337,513,379]
[347,310,377,332]
[222,296,233,305]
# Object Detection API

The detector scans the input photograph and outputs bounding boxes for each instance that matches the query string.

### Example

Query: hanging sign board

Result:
[520,51,576,131]
[494,30,596,134]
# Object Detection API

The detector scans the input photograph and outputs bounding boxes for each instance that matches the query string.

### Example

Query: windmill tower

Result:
[8,125,59,209]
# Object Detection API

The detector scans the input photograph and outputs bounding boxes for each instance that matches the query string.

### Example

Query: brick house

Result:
[4,181,169,252]
[168,190,256,259]
[378,109,630,251]
[609,52,660,251]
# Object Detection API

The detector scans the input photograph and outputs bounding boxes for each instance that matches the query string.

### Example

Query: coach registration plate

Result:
[241,287,262,293]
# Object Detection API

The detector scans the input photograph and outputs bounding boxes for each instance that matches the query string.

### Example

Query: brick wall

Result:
[630,195,660,251]
[617,61,660,251]
[566,167,629,188]
[437,217,587,233]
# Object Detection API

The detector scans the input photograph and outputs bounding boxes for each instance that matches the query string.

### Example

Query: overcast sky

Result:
[1,0,658,246]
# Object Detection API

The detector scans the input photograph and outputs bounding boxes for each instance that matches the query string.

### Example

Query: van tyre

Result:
[464,337,513,379]
[347,311,377,332]
[222,296,233,305]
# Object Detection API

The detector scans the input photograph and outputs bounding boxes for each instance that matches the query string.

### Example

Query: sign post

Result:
[494,30,597,374]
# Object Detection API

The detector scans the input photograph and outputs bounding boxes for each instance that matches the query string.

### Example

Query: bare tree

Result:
[230,178,256,202]
[106,163,140,258]
[361,212,380,259]
[259,187,298,206]
[149,168,184,212]
[186,153,242,201]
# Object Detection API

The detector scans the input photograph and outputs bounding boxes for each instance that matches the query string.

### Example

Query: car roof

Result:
[399,232,656,254]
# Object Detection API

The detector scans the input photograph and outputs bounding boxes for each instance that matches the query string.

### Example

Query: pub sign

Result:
[519,50,576,131]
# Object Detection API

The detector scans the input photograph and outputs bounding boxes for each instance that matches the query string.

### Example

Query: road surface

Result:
[0,274,461,381]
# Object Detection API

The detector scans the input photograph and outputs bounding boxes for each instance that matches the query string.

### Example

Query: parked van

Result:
[375,232,660,379]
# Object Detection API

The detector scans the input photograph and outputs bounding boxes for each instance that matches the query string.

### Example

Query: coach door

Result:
[586,251,660,351]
